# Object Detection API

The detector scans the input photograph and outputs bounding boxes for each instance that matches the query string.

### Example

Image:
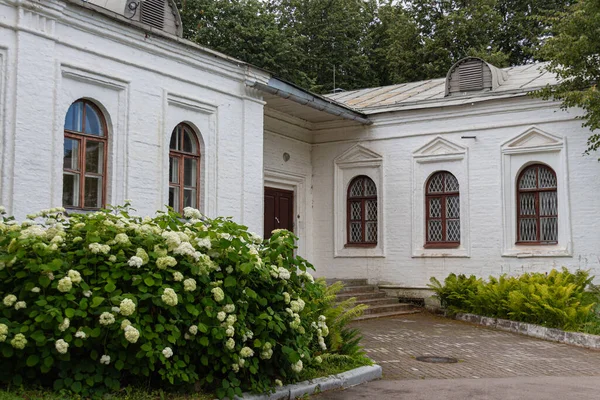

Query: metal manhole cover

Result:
[416,356,458,364]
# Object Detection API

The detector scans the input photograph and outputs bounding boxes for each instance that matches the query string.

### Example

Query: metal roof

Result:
[325,63,556,115]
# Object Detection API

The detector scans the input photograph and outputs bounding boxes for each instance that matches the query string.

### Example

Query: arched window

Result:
[63,99,108,209]
[169,123,201,213]
[517,164,558,244]
[425,171,460,247]
[347,176,377,245]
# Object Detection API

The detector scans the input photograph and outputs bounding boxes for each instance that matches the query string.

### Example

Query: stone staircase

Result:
[331,279,421,321]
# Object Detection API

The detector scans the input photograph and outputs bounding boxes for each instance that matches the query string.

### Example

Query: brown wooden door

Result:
[264,187,294,239]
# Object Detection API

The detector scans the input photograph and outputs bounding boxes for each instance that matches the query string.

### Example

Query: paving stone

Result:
[350,313,600,381]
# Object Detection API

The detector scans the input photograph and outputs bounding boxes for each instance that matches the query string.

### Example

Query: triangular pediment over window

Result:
[502,126,563,151]
[335,144,383,165]
[413,136,467,158]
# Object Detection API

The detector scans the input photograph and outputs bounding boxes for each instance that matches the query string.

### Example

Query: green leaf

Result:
[199,337,209,346]
[105,282,116,293]
[39,275,51,288]
[224,276,236,288]
[144,276,155,287]
[26,355,40,367]
[91,297,105,308]
[197,323,208,333]
[72,381,82,393]
[115,360,125,371]
[65,308,75,318]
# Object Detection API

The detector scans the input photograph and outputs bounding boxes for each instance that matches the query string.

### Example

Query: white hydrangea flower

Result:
[3,294,16,307]
[189,325,198,335]
[120,298,136,316]
[57,277,73,293]
[89,243,111,254]
[291,360,303,373]
[238,358,245,367]
[226,315,237,327]
[0,324,7,336]
[212,287,225,302]
[157,256,177,270]
[196,237,211,249]
[128,256,143,268]
[318,336,327,350]
[173,272,184,282]
[31,287,40,293]
[226,266,234,274]
[121,319,131,330]
[278,267,291,280]
[83,290,92,298]
[99,312,116,326]
[183,207,203,220]
[124,325,140,343]
[162,347,173,358]
[283,292,291,304]
[240,347,254,358]
[290,299,305,313]
[51,236,63,244]
[183,278,196,292]
[75,330,86,339]
[72,236,83,243]
[108,255,117,262]
[275,379,283,387]
[11,333,27,349]
[223,304,235,313]
[218,233,232,241]
[226,326,235,337]
[55,339,69,354]
[161,288,178,306]
[67,269,82,284]
[314,355,322,364]
[162,231,181,250]
[58,318,70,332]
[111,307,121,313]
[225,338,235,350]
[100,355,111,365]
[217,311,227,322]
[14,301,26,310]
[231,363,240,373]
[114,233,130,245]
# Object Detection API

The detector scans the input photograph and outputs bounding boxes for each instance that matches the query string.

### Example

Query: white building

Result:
[2,0,599,295]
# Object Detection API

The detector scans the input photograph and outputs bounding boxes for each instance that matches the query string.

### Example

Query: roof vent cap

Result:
[445,57,508,97]
[86,0,183,37]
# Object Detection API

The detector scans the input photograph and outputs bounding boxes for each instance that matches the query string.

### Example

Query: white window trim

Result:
[412,136,470,258]
[334,144,384,258]
[500,126,572,257]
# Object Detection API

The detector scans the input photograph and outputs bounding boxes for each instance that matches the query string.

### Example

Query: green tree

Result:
[536,0,600,158]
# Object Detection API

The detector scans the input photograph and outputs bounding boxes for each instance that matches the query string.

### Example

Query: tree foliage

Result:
[176,0,570,93]
[536,0,600,158]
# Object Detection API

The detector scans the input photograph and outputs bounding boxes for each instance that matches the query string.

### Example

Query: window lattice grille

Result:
[347,176,378,245]
[517,164,558,244]
[425,171,460,246]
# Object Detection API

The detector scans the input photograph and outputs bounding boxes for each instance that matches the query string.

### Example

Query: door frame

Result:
[264,168,308,258]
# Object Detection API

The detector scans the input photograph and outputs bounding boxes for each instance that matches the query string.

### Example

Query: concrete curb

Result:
[235,364,382,400]
[455,313,600,350]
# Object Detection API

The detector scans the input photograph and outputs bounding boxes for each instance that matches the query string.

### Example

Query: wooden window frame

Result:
[424,171,460,248]
[346,176,377,247]
[169,123,201,213]
[516,164,558,245]
[63,99,108,210]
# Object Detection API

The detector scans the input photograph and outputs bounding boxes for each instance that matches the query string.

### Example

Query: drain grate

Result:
[416,356,458,364]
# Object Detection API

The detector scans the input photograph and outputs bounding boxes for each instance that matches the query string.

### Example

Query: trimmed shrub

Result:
[0,205,332,398]
[429,269,598,332]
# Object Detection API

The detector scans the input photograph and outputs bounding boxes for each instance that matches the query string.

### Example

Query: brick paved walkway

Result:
[354,313,600,380]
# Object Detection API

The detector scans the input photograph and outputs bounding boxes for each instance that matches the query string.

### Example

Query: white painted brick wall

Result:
[0,0,268,236]
[310,99,600,286]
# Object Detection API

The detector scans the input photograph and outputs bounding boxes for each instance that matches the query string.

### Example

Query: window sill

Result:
[344,243,377,248]
[502,244,572,258]
[412,246,469,258]
[424,243,460,249]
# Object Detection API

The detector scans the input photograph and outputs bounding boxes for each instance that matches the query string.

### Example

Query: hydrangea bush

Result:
[0,204,329,398]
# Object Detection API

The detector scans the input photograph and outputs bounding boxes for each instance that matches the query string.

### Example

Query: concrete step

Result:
[353,297,401,307]
[326,279,369,287]
[336,291,388,302]
[362,303,415,316]
[340,285,378,294]
[353,309,421,321]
